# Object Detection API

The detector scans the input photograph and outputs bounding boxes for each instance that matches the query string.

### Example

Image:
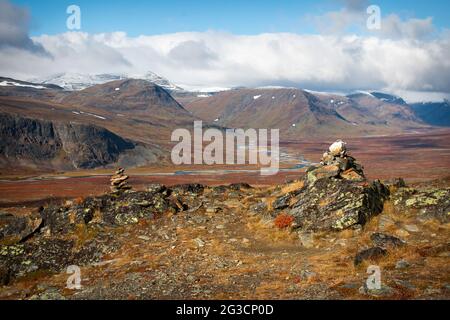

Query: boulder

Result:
[281,178,389,232]
[371,232,406,248]
[340,168,365,182]
[354,247,388,266]
[306,165,340,184]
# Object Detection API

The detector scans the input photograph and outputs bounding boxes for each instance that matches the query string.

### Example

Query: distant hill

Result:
[410,101,450,127]
[0,77,198,172]
[183,88,427,139]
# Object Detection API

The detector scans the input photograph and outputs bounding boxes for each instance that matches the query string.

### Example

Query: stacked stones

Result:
[307,140,365,183]
[110,168,132,193]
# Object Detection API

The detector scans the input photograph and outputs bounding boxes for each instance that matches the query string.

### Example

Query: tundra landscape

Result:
[0,0,449,302]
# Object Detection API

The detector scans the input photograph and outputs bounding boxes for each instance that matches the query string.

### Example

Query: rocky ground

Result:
[0,164,449,300]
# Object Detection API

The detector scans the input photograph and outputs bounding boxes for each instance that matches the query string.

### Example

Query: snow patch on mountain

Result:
[0,80,46,90]
[31,71,184,92]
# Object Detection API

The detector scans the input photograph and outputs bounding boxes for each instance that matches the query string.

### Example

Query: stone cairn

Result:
[307,140,365,183]
[110,168,132,193]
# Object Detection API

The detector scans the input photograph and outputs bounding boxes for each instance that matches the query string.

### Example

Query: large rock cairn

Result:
[271,140,389,232]
[110,168,132,193]
[307,140,365,184]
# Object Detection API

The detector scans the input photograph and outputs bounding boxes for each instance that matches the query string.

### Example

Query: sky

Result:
[1,0,450,101]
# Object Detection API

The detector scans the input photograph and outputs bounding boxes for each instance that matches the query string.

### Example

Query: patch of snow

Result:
[272,96,275,100]
[72,111,80,115]
[354,90,376,98]
[197,94,211,98]
[0,80,46,90]
[304,89,346,97]
[253,95,262,100]
[88,113,106,120]
[292,124,296,127]
[76,110,106,120]
[115,88,120,91]
[214,118,219,122]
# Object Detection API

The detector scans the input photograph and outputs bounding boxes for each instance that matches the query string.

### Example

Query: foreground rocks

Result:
[0,159,449,299]
[271,141,389,231]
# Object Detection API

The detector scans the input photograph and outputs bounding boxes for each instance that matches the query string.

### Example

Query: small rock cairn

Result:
[307,140,365,182]
[110,168,132,193]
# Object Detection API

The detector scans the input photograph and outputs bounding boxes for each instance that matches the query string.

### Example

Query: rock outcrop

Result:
[271,140,389,231]
[0,113,135,169]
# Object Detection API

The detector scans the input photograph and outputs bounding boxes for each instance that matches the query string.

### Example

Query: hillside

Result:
[0,78,199,172]
[183,88,427,139]
[410,101,450,127]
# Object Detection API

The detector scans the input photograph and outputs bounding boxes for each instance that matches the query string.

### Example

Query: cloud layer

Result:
[0,0,449,102]
[0,0,49,55]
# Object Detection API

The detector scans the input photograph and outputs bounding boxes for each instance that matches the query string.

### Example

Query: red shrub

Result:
[274,213,294,229]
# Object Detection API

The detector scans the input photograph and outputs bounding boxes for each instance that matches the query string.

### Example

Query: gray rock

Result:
[371,232,406,248]
[354,247,388,266]
[359,284,395,297]
[395,259,411,269]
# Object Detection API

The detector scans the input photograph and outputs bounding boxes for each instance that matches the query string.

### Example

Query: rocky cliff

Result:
[0,113,135,170]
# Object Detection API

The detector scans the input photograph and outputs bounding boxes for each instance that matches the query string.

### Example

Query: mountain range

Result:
[0,74,449,173]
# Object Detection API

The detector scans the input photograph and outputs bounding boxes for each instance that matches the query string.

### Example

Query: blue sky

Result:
[14,0,450,36]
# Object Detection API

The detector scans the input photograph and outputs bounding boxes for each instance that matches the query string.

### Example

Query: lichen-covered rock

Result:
[271,142,389,232]
[391,187,450,223]
[172,184,205,195]
[275,178,389,232]
[306,165,340,184]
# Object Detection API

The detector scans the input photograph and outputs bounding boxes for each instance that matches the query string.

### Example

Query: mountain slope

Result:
[410,101,450,127]
[0,112,139,171]
[183,88,427,139]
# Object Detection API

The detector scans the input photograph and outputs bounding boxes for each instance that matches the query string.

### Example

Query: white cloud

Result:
[0,0,449,101]
[380,15,435,39]
[0,0,49,55]
[4,31,443,96]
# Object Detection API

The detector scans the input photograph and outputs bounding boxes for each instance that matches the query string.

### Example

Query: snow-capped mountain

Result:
[130,71,184,92]
[31,71,184,92]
